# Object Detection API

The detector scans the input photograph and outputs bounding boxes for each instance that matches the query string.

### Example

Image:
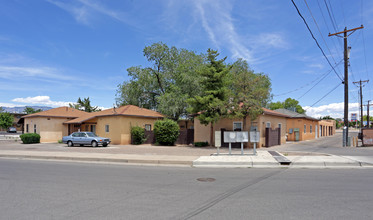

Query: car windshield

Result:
[86,132,98,137]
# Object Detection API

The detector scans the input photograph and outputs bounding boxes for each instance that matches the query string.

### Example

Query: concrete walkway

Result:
[0,145,372,168]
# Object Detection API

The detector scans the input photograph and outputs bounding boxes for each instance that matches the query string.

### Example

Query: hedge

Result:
[20,133,40,144]
[131,126,146,145]
[194,141,209,147]
[154,119,180,146]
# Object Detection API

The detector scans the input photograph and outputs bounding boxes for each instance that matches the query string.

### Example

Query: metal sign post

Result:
[250,131,260,155]
[215,131,221,155]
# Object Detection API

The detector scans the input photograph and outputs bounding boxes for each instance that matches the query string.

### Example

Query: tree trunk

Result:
[210,123,214,146]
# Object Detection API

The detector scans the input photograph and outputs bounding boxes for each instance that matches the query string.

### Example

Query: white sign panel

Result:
[250,131,260,143]
[215,131,221,147]
[224,132,236,143]
[236,131,249,142]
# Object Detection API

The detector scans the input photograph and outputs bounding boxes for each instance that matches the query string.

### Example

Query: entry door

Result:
[315,126,318,139]
[295,131,299,141]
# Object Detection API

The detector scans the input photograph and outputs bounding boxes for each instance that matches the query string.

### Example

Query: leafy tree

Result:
[188,49,229,146]
[116,42,204,120]
[0,112,13,129]
[268,97,305,114]
[227,59,272,130]
[320,116,334,120]
[69,97,100,112]
[24,107,42,114]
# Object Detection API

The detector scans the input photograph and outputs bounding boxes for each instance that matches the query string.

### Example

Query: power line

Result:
[297,59,343,100]
[303,0,341,67]
[291,0,344,82]
[305,82,342,110]
[324,0,343,48]
[274,59,343,97]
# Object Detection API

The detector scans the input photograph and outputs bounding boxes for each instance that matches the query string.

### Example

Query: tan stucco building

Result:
[274,109,320,141]
[318,119,336,137]
[21,107,89,142]
[64,105,164,145]
[194,108,288,148]
[21,105,164,144]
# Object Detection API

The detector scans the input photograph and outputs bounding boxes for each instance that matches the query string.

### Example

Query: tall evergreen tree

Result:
[188,49,229,146]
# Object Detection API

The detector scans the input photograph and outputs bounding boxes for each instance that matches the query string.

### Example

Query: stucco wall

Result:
[286,118,319,141]
[318,120,336,136]
[24,117,69,142]
[194,114,287,148]
[95,116,161,145]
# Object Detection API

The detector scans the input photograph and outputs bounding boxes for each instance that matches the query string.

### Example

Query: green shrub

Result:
[194,141,208,147]
[20,133,40,144]
[131,126,146,145]
[57,139,63,144]
[154,119,180,146]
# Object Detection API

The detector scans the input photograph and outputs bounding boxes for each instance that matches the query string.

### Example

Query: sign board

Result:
[250,131,260,143]
[236,131,249,142]
[224,131,249,143]
[351,113,357,122]
[294,128,300,132]
[214,131,221,147]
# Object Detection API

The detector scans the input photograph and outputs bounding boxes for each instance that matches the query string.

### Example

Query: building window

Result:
[85,125,89,131]
[145,124,151,131]
[34,124,36,133]
[26,124,29,133]
[278,123,282,130]
[105,125,109,133]
[233,122,243,131]
[310,125,312,133]
[304,124,307,133]
[266,122,271,128]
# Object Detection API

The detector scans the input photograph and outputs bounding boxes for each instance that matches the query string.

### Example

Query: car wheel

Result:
[92,141,98,148]
[67,141,73,147]
[103,143,108,147]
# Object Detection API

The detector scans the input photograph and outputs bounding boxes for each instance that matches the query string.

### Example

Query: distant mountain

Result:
[1,106,53,113]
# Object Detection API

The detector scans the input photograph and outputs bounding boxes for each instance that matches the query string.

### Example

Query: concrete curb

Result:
[0,152,195,166]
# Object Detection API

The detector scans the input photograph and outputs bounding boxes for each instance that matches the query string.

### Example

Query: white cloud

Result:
[12,96,72,107]
[303,102,361,119]
[252,33,288,49]
[48,0,131,26]
[0,65,74,81]
[0,103,24,108]
[194,1,255,62]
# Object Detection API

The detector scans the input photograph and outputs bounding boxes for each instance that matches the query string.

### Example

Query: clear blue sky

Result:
[1,0,372,119]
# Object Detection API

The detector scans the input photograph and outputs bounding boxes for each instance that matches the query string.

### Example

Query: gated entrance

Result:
[265,127,281,147]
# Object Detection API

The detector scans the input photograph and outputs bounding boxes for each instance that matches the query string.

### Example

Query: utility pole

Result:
[368,100,371,128]
[329,25,364,146]
[353,80,369,130]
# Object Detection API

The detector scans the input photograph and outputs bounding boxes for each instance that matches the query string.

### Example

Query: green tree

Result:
[24,107,42,114]
[116,42,204,120]
[0,112,13,129]
[154,119,180,146]
[227,59,272,130]
[188,49,229,146]
[320,116,334,120]
[69,97,100,112]
[268,97,305,114]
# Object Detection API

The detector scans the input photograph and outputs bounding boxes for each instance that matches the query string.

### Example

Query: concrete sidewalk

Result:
[0,148,372,168]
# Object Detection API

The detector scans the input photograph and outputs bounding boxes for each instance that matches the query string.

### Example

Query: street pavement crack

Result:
[178,169,285,220]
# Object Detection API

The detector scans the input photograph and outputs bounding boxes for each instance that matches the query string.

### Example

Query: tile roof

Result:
[64,105,164,124]
[262,108,289,118]
[22,107,89,118]
[274,108,319,121]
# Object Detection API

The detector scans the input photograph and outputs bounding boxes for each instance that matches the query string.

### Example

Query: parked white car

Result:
[62,132,110,147]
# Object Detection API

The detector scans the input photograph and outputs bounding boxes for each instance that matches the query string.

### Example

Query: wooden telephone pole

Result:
[353,80,369,129]
[329,25,364,146]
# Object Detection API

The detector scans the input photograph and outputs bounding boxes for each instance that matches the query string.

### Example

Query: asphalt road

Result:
[1,159,372,220]
[268,131,373,156]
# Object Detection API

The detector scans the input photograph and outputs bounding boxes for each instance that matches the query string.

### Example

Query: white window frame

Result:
[233,121,243,131]
[266,122,271,128]
[304,124,307,133]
